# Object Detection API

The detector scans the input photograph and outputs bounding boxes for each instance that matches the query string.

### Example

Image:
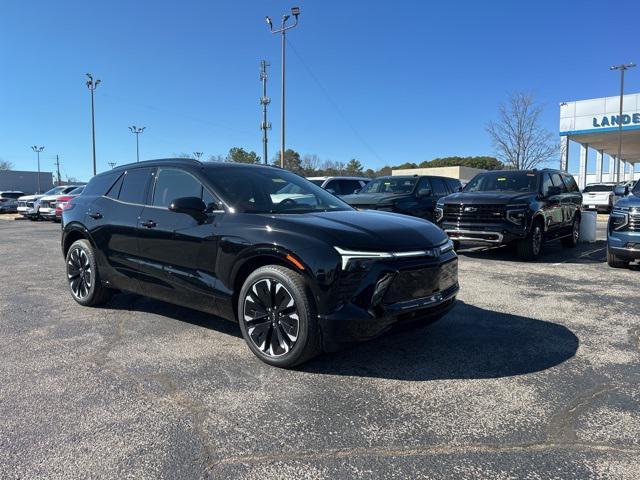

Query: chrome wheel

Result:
[67,248,92,299]
[532,226,542,256]
[243,278,299,358]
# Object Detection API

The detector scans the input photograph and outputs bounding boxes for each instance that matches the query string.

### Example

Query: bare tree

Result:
[487,92,557,170]
[0,159,13,170]
[301,154,321,173]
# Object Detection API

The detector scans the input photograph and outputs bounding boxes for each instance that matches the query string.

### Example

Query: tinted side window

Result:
[337,180,362,195]
[430,178,448,196]
[106,174,124,199]
[541,173,554,196]
[118,168,152,204]
[152,168,203,207]
[83,171,119,196]
[551,173,567,192]
[562,175,579,193]
[324,180,340,194]
[416,177,432,193]
[446,178,462,192]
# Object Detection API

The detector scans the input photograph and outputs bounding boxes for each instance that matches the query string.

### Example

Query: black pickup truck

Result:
[435,169,582,259]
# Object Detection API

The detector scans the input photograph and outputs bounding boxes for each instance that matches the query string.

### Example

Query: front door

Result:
[136,167,222,314]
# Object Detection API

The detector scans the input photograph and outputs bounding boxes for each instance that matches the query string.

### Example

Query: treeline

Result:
[181,148,503,178]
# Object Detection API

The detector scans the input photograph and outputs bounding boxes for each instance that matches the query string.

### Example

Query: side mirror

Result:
[614,185,628,196]
[417,188,432,198]
[169,196,207,219]
[547,186,562,197]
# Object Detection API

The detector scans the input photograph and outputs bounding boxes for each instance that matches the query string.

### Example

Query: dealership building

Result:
[561,93,640,188]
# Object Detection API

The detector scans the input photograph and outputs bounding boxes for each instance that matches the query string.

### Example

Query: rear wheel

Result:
[517,220,544,260]
[607,248,629,268]
[238,265,321,368]
[66,239,112,306]
[561,216,581,248]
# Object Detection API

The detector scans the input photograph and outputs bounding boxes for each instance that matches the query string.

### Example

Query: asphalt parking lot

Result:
[1,219,639,479]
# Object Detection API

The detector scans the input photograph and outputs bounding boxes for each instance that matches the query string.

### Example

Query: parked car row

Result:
[52,159,638,368]
[14,185,84,221]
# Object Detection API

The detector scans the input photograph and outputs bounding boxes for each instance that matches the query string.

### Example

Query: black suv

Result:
[435,169,582,259]
[340,175,462,222]
[61,159,459,367]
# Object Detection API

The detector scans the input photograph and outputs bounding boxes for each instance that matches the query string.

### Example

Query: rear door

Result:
[136,167,222,314]
[85,167,153,293]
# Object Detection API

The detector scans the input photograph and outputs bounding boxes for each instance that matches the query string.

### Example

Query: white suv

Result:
[582,183,623,213]
[306,176,370,196]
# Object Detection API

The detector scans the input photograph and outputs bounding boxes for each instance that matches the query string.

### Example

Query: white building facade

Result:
[560,94,640,188]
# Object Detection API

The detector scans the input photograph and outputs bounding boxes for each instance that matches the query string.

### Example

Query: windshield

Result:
[583,184,614,193]
[464,171,538,193]
[360,177,417,195]
[69,186,84,195]
[633,181,640,195]
[43,186,66,195]
[204,166,352,214]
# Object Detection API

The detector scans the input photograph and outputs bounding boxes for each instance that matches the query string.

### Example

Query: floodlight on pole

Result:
[86,73,101,176]
[610,62,636,182]
[31,145,44,194]
[193,152,203,160]
[129,125,146,162]
[265,6,301,168]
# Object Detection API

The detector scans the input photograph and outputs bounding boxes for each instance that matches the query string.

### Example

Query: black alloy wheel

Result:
[66,239,112,306]
[517,221,543,260]
[561,216,581,248]
[238,265,321,367]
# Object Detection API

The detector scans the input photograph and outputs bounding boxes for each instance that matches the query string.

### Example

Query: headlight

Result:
[334,241,454,270]
[506,208,527,225]
[434,206,444,222]
[439,238,455,254]
[610,208,629,231]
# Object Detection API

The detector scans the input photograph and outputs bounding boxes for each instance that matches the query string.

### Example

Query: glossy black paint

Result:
[62,159,458,344]
[340,176,461,222]
[437,169,582,246]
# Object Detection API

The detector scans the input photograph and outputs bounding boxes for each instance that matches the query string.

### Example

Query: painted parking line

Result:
[552,247,606,266]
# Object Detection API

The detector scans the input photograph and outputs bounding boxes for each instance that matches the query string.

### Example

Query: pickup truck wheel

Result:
[238,265,321,368]
[516,221,543,260]
[607,248,629,268]
[66,239,112,306]
[561,216,580,248]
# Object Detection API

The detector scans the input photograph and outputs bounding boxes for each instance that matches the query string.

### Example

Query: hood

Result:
[266,210,447,251]
[442,191,534,205]
[18,194,44,201]
[614,193,640,208]
[340,193,408,206]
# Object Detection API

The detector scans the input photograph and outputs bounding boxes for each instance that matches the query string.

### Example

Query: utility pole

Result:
[31,146,44,193]
[86,73,101,176]
[129,126,146,162]
[266,6,300,168]
[54,155,62,186]
[259,60,272,165]
[193,152,203,160]
[610,62,635,183]
[107,162,117,169]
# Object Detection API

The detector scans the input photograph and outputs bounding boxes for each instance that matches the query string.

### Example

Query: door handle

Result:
[141,220,157,228]
[88,212,103,219]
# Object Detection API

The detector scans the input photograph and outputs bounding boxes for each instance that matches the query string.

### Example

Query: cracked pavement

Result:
[0,219,639,479]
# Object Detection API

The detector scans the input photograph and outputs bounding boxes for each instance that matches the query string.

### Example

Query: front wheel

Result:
[561,216,581,248]
[607,248,629,268]
[516,221,543,260]
[238,265,321,368]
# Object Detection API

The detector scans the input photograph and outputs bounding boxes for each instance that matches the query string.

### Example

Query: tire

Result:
[65,239,112,306]
[452,240,461,252]
[607,248,629,268]
[561,216,581,248]
[516,220,544,260]
[238,265,321,368]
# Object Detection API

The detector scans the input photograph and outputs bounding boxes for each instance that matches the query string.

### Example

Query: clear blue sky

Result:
[1,0,638,180]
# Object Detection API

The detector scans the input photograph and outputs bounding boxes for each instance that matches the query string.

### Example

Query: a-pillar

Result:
[595,150,604,183]
[578,143,588,190]
[560,136,569,172]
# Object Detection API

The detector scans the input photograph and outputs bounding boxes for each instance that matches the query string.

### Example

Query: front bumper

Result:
[319,253,459,345]
[441,221,527,244]
[608,230,640,260]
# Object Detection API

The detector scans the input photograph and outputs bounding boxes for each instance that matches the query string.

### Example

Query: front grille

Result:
[383,259,458,304]
[443,204,506,223]
[40,200,51,208]
[630,209,640,231]
[17,201,27,208]
[27,201,34,208]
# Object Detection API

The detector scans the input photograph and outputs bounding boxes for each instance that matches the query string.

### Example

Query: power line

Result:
[285,38,384,164]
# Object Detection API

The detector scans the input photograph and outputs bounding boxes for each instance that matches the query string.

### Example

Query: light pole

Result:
[610,62,635,183]
[31,146,44,193]
[259,60,271,165]
[129,126,146,162]
[193,152,203,160]
[266,6,300,168]
[86,73,101,176]
[107,162,117,169]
